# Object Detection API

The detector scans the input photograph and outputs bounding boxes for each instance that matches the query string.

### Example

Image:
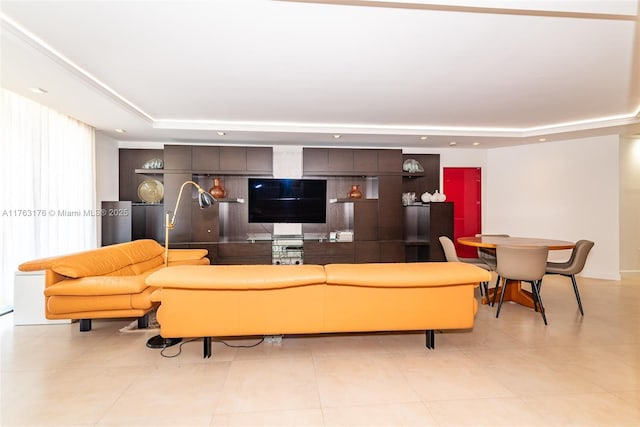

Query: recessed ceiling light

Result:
[333,135,341,139]
[420,136,428,140]
[472,142,480,146]
[539,138,547,142]
[217,131,226,136]
[29,87,47,94]
[449,141,457,146]
[114,128,126,133]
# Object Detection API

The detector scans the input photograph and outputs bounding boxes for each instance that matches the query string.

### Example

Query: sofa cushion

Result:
[324,262,491,287]
[44,275,150,296]
[146,264,327,290]
[50,239,164,278]
[130,255,165,275]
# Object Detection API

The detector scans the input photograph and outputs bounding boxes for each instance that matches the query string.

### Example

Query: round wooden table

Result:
[457,236,575,308]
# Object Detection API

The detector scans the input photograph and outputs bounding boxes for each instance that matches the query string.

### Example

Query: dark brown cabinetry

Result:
[401,153,441,196]
[303,148,402,175]
[216,242,271,265]
[404,202,453,262]
[302,148,405,263]
[109,145,451,265]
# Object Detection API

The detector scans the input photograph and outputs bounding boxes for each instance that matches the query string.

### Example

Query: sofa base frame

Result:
[199,329,436,359]
[78,312,150,332]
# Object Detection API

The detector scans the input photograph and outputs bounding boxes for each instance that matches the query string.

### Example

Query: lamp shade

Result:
[197,189,216,208]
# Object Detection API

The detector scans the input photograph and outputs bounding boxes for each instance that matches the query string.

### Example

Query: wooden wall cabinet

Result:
[303,148,402,175]
[401,153,441,196]
[216,242,271,265]
[111,145,450,266]
[404,202,453,262]
[304,242,354,264]
[192,146,272,173]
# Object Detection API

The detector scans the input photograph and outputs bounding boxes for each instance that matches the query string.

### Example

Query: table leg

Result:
[482,279,535,309]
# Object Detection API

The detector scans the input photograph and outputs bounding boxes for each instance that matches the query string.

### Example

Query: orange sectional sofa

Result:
[147,262,492,357]
[18,239,209,331]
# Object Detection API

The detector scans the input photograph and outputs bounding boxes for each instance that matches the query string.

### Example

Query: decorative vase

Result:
[348,184,362,199]
[209,178,226,199]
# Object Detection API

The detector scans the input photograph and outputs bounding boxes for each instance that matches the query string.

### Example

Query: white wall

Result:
[484,135,620,280]
[620,137,640,274]
[94,132,119,245]
[272,145,303,236]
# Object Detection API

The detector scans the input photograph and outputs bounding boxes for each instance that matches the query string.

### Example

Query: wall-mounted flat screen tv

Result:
[248,178,327,223]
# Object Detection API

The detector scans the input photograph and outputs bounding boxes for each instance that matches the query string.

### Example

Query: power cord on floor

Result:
[159,337,265,358]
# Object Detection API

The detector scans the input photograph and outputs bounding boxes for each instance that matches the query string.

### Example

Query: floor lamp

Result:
[146,180,216,349]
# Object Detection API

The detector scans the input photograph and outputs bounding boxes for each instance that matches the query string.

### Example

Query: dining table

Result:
[457,236,575,309]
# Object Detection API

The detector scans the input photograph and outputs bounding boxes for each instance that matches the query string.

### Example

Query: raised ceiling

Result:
[1,0,639,149]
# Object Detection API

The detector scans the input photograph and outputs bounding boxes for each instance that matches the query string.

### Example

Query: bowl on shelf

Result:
[137,179,164,203]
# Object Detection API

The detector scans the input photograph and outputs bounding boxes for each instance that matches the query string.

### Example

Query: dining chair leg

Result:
[529,280,540,313]
[491,275,501,307]
[496,277,508,318]
[531,279,547,325]
[569,274,584,315]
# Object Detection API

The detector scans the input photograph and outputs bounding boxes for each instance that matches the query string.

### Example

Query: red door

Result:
[443,167,481,258]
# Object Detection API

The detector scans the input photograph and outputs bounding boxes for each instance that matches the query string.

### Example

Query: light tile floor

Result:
[1,274,639,426]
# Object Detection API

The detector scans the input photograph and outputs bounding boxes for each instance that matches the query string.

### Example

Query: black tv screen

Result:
[248,178,327,223]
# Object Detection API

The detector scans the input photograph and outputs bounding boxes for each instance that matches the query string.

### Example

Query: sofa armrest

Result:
[18,257,59,272]
[150,288,162,303]
[164,249,209,264]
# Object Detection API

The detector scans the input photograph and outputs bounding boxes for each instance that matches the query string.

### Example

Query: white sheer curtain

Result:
[0,89,96,312]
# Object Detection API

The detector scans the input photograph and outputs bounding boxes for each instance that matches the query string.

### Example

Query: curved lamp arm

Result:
[164,180,216,266]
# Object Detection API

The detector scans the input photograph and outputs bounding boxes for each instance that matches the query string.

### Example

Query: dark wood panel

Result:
[354,149,378,172]
[354,241,380,263]
[328,149,353,172]
[354,200,378,241]
[220,146,246,171]
[405,245,430,263]
[303,148,329,172]
[304,242,354,257]
[217,242,271,257]
[246,147,273,172]
[429,202,454,262]
[164,145,192,170]
[215,256,272,265]
[101,201,132,245]
[379,241,406,262]
[377,175,403,240]
[305,255,355,265]
[191,146,220,171]
[191,200,219,242]
[119,149,163,202]
[378,149,402,172]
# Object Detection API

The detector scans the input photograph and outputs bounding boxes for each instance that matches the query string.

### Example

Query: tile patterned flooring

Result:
[1,274,639,426]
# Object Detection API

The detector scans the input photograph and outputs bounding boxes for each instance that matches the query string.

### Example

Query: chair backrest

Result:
[474,235,509,269]
[438,236,460,262]
[565,240,595,274]
[496,245,549,281]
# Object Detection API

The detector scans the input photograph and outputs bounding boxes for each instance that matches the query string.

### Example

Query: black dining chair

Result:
[439,236,491,298]
[544,240,594,316]
[495,245,550,324]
